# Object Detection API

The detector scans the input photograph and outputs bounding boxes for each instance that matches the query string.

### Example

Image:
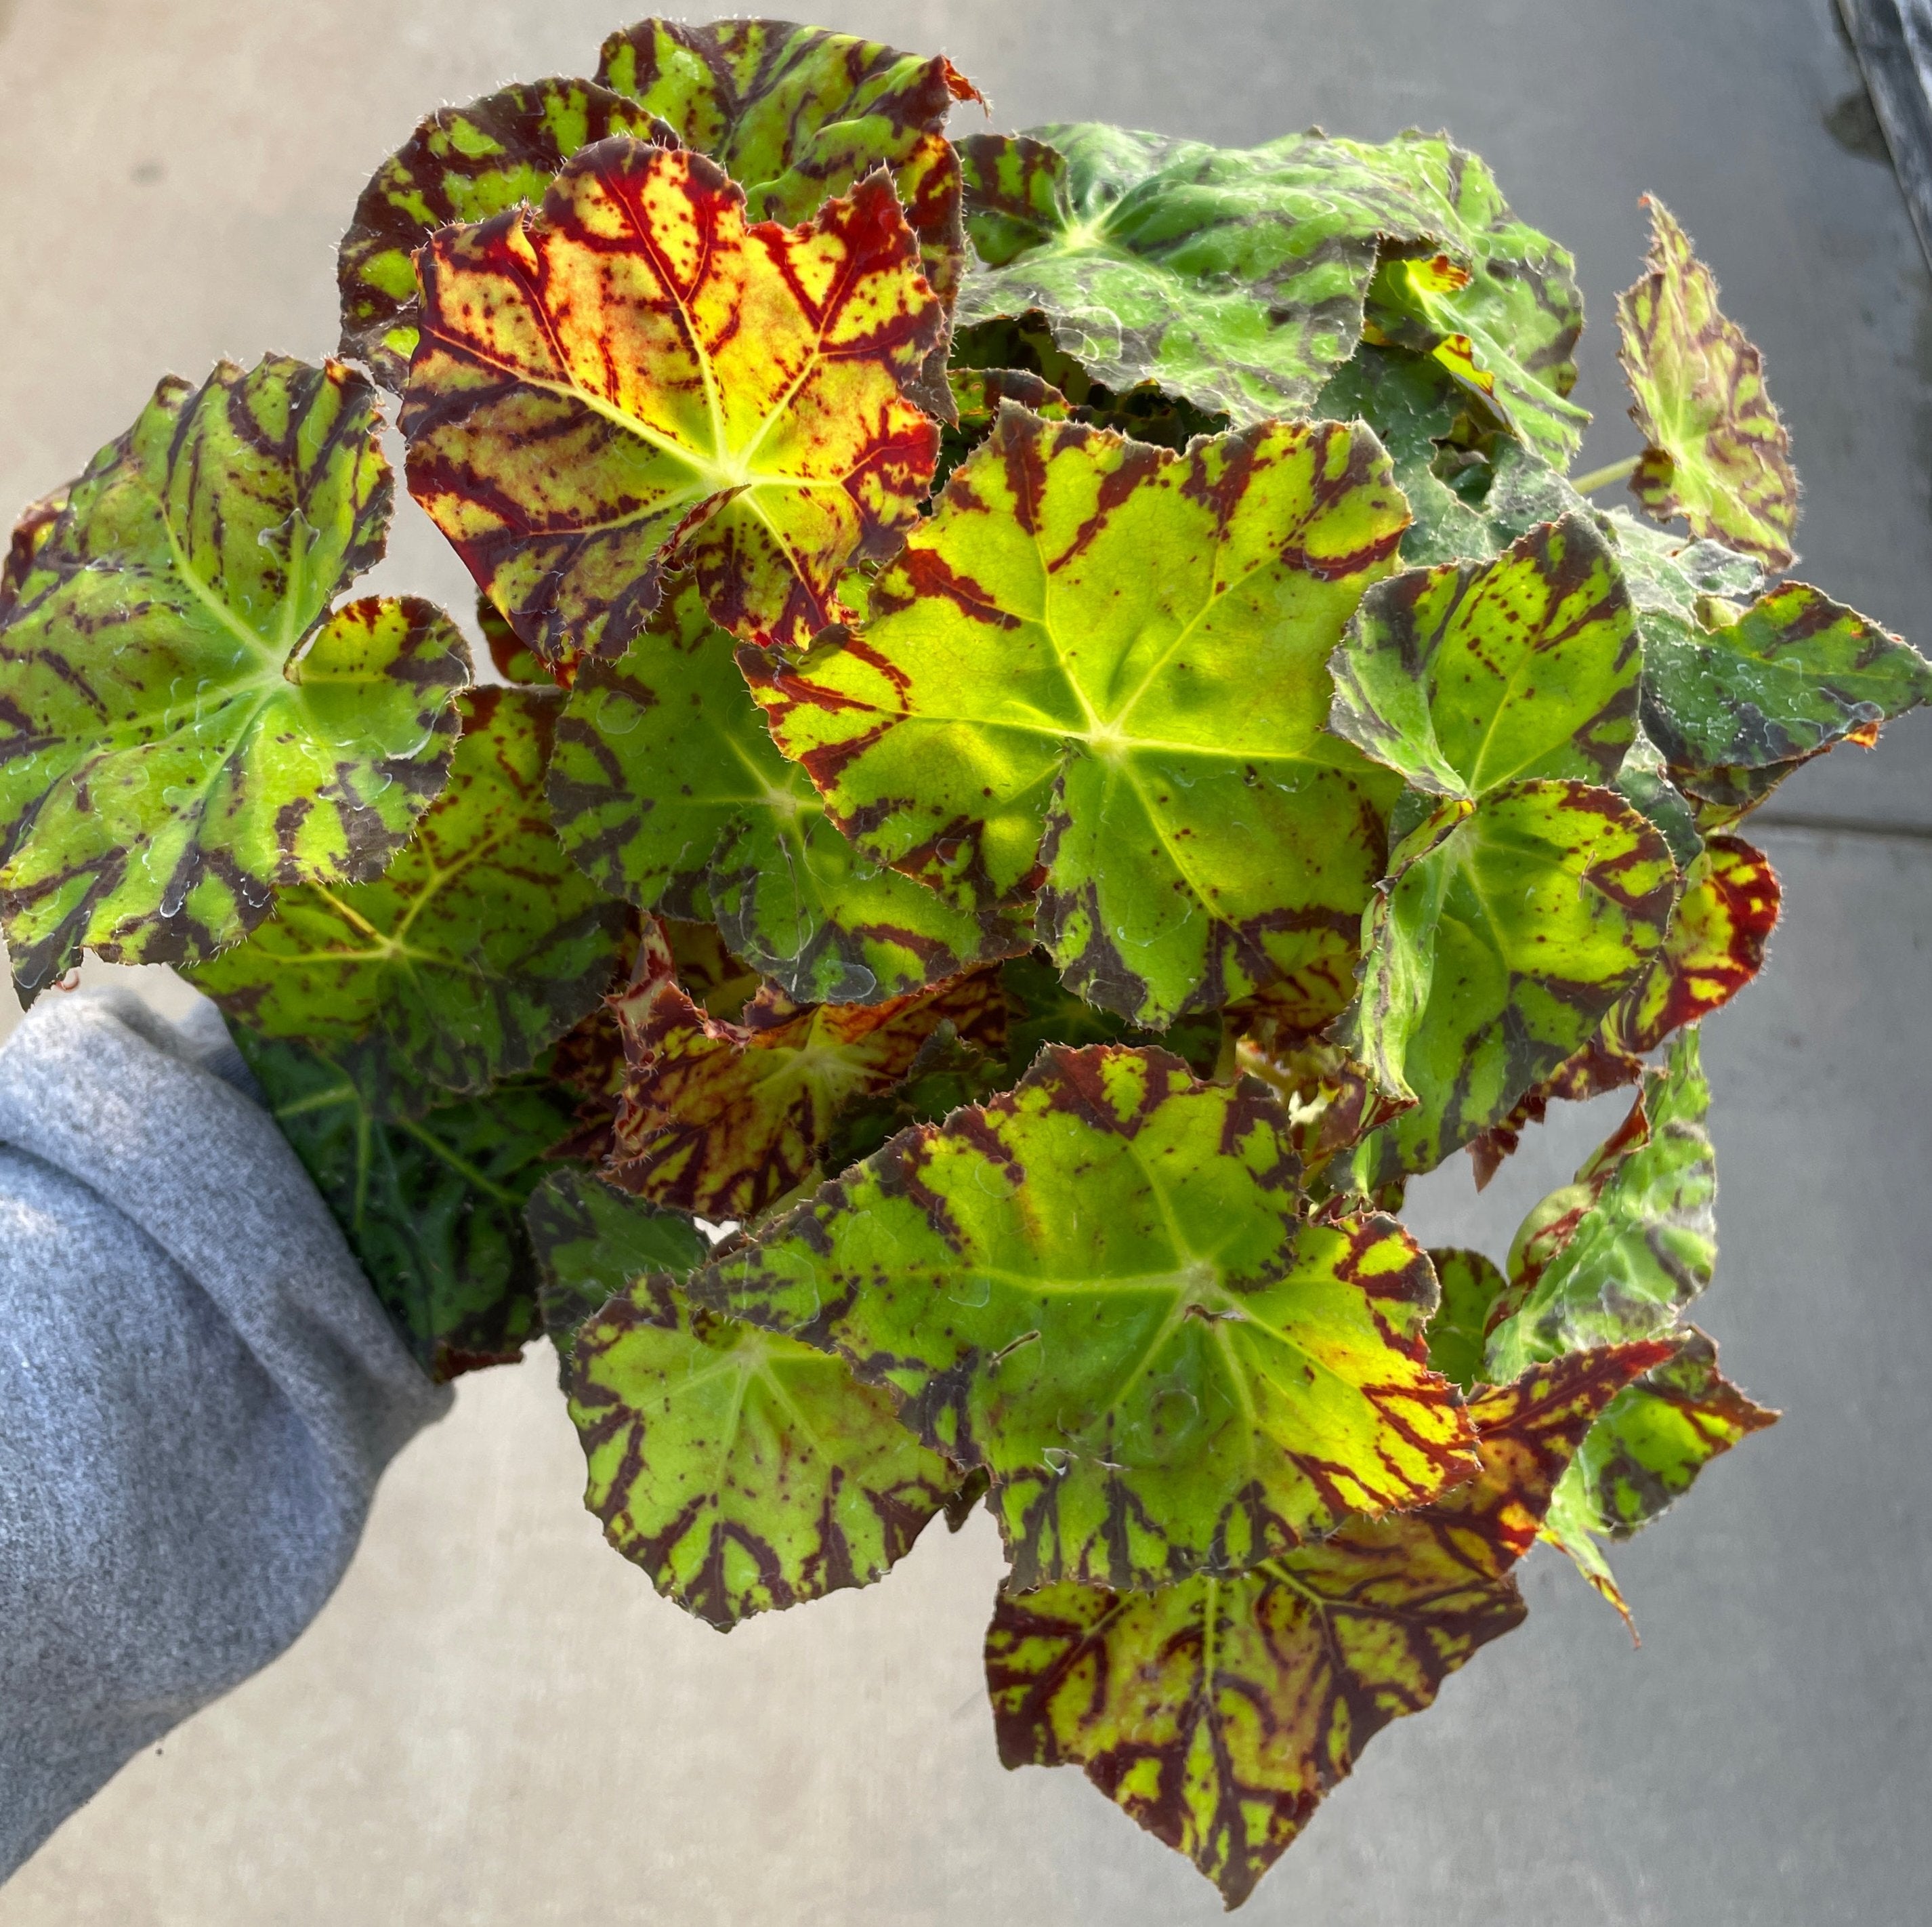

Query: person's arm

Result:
[0,988,451,1878]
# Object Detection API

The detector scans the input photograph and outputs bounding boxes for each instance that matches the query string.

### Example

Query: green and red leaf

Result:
[0,356,468,993]
[566,1227,959,1628]
[1328,514,1640,800]
[597,16,984,310]
[691,1043,1477,1592]
[1485,1031,1717,1382]
[1341,781,1677,1186]
[190,687,629,1102]
[400,140,945,668]
[751,406,1410,1027]
[985,1342,1667,1906]
[1616,197,1799,571]
[337,77,670,392]
[547,574,1024,1004]
[602,922,1007,1220]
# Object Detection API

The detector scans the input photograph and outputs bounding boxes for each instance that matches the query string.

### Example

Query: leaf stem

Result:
[1570,454,1642,496]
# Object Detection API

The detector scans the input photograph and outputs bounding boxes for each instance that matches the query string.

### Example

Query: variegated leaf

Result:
[1638,581,1932,804]
[691,1044,1477,1592]
[985,1344,1667,1905]
[525,1164,707,1361]
[1424,1247,1510,1391]
[337,77,669,392]
[568,1268,958,1630]
[400,140,944,665]
[1616,197,1799,570]
[597,15,984,310]
[750,407,1410,1027]
[1467,833,1776,1184]
[604,923,1006,1220]
[1486,1031,1716,1382]
[190,688,628,1099]
[0,356,467,993]
[1342,782,1677,1187]
[1328,513,1640,800]
[547,575,1022,1004]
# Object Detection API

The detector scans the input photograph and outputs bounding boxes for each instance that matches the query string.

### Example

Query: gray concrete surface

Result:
[1,3,1929,1922]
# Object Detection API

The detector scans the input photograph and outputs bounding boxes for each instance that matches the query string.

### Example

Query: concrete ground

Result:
[1,2,1929,1921]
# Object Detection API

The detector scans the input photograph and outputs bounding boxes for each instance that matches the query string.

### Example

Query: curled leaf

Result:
[568,1270,959,1630]
[604,924,1007,1220]
[0,356,468,993]
[400,140,944,665]
[1485,1031,1716,1382]
[190,688,629,1101]
[692,1043,1477,1592]
[547,575,1020,1004]
[237,1031,580,1381]
[597,15,984,310]
[1616,197,1799,570]
[751,407,1410,1027]
[1638,580,1932,804]
[985,1344,1666,1906]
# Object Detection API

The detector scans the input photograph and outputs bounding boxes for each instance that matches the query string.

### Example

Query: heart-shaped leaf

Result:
[1638,581,1932,802]
[597,16,984,310]
[1343,782,1677,1187]
[567,1266,958,1630]
[0,356,468,993]
[692,1044,1477,1592]
[1328,513,1640,800]
[984,1343,1667,1907]
[525,1165,707,1361]
[1616,197,1799,571]
[190,687,629,1101]
[400,140,945,667]
[337,77,669,392]
[236,1030,581,1381]
[750,407,1410,1027]
[547,575,1023,1003]
[604,924,1007,1220]
[1485,1031,1716,1382]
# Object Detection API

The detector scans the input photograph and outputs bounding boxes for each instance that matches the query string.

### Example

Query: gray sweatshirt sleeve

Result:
[0,988,453,1878]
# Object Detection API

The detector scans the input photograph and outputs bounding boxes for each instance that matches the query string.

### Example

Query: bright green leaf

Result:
[751,407,1410,1027]
[568,1270,958,1630]
[547,575,1022,1003]
[1328,514,1640,800]
[190,687,627,1099]
[1425,1247,1509,1391]
[0,356,468,993]
[691,1043,1477,1592]
[236,1030,579,1381]
[400,140,945,663]
[1343,781,1677,1187]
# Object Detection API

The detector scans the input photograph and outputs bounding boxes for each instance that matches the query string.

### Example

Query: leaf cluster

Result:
[1,15,1921,1906]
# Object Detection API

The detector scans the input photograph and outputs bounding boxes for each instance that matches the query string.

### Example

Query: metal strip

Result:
[1839,0,1932,271]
